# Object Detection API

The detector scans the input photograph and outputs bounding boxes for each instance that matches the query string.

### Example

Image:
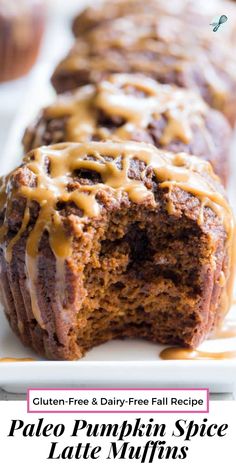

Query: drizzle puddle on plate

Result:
[160,347,236,361]
[0,357,34,362]
[160,318,236,360]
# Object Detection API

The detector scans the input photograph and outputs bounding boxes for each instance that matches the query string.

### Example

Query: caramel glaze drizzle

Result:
[45,74,208,147]
[0,357,34,362]
[0,141,235,337]
[160,347,236,360]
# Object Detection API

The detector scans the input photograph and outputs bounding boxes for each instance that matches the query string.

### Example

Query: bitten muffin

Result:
[23,74,231,184]
[0,0,45,83]
[51,14,236,125]
[0,141,234,360]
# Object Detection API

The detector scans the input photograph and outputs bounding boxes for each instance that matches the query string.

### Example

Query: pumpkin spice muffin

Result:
[23,74,231,184]
[51,14,236,125]
[0,141,234,360]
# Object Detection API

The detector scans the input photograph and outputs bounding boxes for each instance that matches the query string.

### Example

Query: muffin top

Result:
[25,74,209,144]
[0,140,232,234]
[25,74,231,182]
[52,14,236,124]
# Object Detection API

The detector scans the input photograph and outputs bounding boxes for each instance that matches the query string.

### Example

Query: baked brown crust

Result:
[24,74,231,184]
[0,141,234,360]
[52,14,236,125]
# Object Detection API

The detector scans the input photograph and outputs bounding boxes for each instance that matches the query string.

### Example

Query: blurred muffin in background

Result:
[72,0,162,36]
[52,13,236,126]
[0,0,45,83]
[72,0,236,42]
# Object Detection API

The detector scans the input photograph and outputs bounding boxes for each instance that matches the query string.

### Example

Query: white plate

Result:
[0,65,236,394]
[0,306,236,393]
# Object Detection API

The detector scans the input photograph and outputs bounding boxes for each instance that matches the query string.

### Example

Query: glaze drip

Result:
[44,74,207,146]
[160,347,236,360]
[0,357,34,362]
[0,141,234,330]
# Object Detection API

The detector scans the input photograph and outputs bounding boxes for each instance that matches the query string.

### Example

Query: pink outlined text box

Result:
[27,388,209,414]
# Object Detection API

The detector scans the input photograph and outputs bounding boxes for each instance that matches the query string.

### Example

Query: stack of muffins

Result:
[0,0,235,360]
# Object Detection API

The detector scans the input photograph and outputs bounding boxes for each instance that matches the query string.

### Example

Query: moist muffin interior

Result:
[68,203,218,353]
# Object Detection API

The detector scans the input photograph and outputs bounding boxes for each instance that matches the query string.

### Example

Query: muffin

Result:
[72,0,236,39]
[0,0,45,82]
[0,141,234,360]
[23,74,231,184]
[51,14,236,125]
